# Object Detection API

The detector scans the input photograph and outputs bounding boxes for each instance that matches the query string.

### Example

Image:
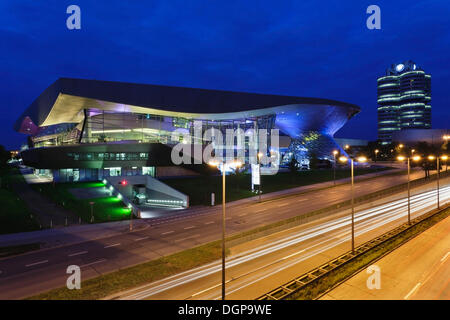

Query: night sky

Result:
[1,1,449,149]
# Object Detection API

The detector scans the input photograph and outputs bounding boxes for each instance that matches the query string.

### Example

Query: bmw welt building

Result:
[15,78,360,182]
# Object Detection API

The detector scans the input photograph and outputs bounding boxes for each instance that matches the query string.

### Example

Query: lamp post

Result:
[208,160,242,300]
[333,150,338,186]
[258,152,263,202]
[428,156,440,209]
[397,155,421,224]
[374,149,379,163]
[443,155,449,172]
[339,155,367,253]
[89,201,95,223]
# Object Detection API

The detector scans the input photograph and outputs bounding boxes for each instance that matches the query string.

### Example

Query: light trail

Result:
[117,185,450,300]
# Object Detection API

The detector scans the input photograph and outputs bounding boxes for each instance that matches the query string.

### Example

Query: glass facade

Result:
[377,60,431,145]
[52,166,156,182]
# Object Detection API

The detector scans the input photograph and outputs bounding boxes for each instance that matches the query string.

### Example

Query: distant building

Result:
[392,129,449,147]
[377,60,431,145]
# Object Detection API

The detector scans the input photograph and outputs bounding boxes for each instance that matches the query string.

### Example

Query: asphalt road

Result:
[112,182,450,300]
[0,169,442,299]
[321,212,450,300]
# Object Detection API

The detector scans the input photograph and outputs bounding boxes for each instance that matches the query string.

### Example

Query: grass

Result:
[31,181,132,223]
[0,167,40,234]
[162,167,390,206]
[29,240,225,300]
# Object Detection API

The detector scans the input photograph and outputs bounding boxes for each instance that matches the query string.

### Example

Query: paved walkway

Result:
[11,169,79,229]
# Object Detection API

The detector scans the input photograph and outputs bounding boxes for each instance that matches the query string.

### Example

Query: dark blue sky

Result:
[1,0,449,149]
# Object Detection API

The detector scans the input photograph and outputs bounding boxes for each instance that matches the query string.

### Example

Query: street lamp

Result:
[208,159,242,300]
[374,149,379,162]
[89,201,95,223]
[428,155,441,209]
[397,155,421,224]
[442,155,449,172]
[333,150,338,185]
[257,152,263,202]
[338,155,367,253]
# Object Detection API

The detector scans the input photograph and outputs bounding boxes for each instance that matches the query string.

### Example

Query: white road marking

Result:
[440,252,450,262]
[174,234,200,242]
[404,282,421,300]
[184,226,195,230]
[204,221,214,225]
[297,198,309,202]
[238,213,247,217]
[254,209,265,213]
[282,249,306,260]
[134,237,149,242]
[104,243,121,249]
[68,251,88,257]
[80,259,107,268]
[26,260,48,267]
[277,203,289,207]
[161,231,174,235]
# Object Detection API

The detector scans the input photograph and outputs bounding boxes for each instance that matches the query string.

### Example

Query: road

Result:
[0,168,444,299]
[112,181,450,300]
[321,212,450,300]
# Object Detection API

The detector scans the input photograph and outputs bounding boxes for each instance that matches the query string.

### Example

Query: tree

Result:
[309,152,320,170]
[0,145,10,168]
[288,156,298,174]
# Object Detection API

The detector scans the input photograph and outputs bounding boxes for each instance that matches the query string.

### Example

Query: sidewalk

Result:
[0,168,403,250]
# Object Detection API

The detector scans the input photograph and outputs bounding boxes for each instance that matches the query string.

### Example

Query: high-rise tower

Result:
[377,60,431,144]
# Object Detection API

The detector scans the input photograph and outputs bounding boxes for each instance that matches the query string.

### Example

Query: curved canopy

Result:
[14,78,360,133]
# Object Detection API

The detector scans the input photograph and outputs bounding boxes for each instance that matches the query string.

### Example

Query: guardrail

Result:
[257,202,450,300]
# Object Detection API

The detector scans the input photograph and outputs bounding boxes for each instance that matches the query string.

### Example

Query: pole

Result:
[407,157,411,224]
[351,159,355,254]
[221,167,226,300]
[130,207,133,231]
[259,156,262,202]
[437,157,440,209]
[333,153,336,186]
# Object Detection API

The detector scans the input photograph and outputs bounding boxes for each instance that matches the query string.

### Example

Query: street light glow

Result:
[333,150,338,155]
[356,156,367,162]
[208,160,220,167]
[428,155,436,160]
[397,156,406,161]
[412,155,422,161]
[441,155,449,161]
[339,156,348,162]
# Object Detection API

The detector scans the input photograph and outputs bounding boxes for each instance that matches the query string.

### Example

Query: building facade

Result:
[377,60,431,145]
[15,78,360,182]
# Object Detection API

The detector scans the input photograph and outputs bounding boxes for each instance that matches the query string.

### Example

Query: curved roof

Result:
[14,78,360,132]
